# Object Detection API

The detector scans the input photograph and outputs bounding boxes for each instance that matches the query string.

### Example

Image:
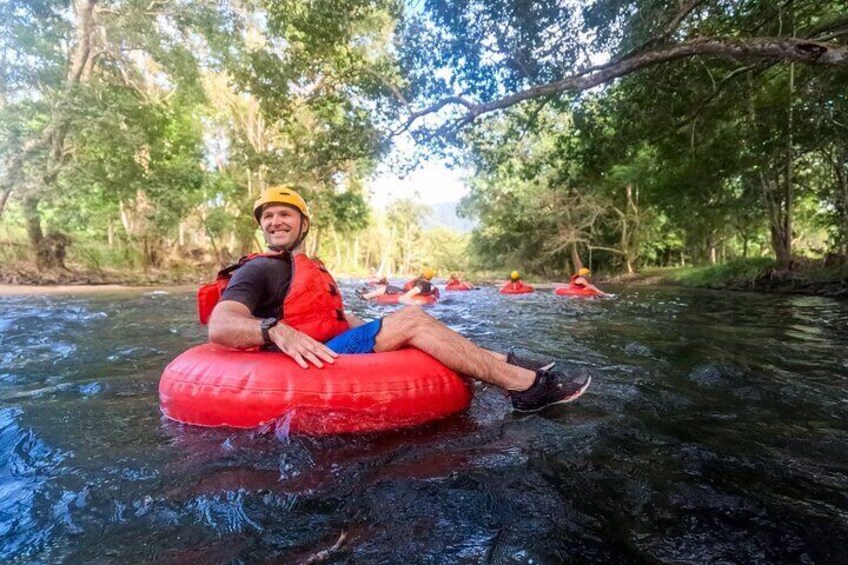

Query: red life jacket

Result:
[196,252,350,342]
[284,254,350,342]
[569,274,586,288]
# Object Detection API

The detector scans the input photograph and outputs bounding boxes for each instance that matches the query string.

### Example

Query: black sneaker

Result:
[509,368,592,412]
[506,349,555,372]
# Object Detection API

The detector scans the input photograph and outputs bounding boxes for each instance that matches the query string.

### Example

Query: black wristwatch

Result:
[260,317,278,345]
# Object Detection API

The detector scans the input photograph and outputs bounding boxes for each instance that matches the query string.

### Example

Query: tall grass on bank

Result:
[661,258,777,287]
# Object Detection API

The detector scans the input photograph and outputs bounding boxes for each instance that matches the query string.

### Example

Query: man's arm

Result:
[208,300,266,349]
[575,278,611,296]
[209,300,337,369]
[399,286,422,304]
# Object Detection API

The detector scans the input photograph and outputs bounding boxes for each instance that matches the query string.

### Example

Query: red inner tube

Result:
[159,344,472,434]
[500,283,534,294]
[373,289,439,304]
[445,282,473,291]
[555,285,601,297]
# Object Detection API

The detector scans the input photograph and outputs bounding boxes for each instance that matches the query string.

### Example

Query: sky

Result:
[365,129,471,209]
[367,161,470,209]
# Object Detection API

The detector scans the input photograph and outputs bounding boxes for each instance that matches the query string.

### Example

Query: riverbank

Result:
[0,261,209,287]
[3,257,846,299]
[0,284,199,296]
[609,258,848,299]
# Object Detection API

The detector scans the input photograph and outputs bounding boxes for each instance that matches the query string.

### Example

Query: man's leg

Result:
[374,306,535,391]
[361,285,388,300]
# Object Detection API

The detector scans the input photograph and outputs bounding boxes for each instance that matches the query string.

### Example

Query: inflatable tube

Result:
[500,283,534,295]
[445,282,474,291]
[373,288,439,305]
[159,344,472,434]
[555,285,602,297]
[374,293,437,305]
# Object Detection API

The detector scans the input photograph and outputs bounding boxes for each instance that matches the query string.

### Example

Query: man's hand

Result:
[269,323,338,369]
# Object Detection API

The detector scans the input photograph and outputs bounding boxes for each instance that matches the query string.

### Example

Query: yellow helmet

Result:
[253,186,310,224]
[510,270,520,281]
[421,267,435,280]
[578,267,591,277]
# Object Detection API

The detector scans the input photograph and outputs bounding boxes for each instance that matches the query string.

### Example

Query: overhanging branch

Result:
[400,36,848,134]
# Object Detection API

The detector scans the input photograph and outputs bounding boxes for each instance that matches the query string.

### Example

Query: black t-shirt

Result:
[221,256,292,319]
[411,278,432,294]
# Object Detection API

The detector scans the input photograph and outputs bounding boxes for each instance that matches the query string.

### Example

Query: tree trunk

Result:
[309,227,321,257]
[747,69,793,269]
[822,146,848,245]
[23,196,45,263]
[784,60,795,268]
[24,196,68,270]
[4,0,100,261]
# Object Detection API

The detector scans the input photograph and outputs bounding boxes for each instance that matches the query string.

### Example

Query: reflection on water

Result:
[1,285,847,562]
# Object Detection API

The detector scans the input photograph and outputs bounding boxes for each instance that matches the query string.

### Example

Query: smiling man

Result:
[207,186,592,413]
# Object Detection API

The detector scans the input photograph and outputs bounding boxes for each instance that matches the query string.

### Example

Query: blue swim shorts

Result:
[324,318,383,354]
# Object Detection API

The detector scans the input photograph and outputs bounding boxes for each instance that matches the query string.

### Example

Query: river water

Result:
[1,283,847,563]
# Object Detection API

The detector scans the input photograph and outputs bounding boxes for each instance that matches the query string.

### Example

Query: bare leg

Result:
[362,285,388,300]
[484,349,507,361]
[374,306,534,391]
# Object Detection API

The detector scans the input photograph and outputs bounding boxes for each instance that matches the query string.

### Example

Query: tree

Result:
[397,0,848,268]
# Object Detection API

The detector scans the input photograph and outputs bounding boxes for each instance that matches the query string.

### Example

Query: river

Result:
[1,284,847,563]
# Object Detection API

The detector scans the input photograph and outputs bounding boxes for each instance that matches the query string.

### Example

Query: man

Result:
[358,268,437,304]
[366,270,389,286]
[569,267,610,296]
[208,186,591,412]
[501,270,534,293]
[446,272,474,289]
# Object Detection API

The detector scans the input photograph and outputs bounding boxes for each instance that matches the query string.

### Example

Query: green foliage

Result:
[660,258,777,288]
[418,228,470,273]
[403,0,848,274]
[1,1,846,283]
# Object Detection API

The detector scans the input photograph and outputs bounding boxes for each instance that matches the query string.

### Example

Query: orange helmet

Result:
[253,186,310,224]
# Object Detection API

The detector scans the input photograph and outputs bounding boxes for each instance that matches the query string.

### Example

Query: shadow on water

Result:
[1,285,847,562]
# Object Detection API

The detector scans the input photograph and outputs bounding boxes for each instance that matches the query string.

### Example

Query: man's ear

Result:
[302,216,310,232]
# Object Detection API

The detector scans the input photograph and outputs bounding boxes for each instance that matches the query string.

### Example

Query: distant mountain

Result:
[423,201,477,233]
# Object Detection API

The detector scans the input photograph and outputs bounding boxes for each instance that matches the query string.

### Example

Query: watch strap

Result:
[260,317,278,345]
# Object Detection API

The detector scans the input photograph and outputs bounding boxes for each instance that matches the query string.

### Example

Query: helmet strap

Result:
[286,224,309,252]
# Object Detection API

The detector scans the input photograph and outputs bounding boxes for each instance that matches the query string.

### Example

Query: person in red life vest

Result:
[207,186,591,412]
[358,267,437,304]
[569,267,610,296]
[366,270,389,286]
[501,271,534,293]
[446,272,475,289]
